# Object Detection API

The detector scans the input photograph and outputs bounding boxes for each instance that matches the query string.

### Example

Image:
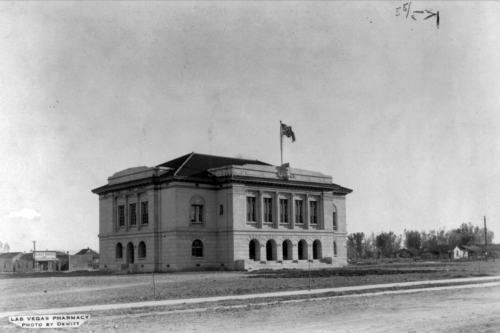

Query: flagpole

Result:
[280,120,283,166]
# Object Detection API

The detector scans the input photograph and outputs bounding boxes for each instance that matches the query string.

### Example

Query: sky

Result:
[1,1,500,253]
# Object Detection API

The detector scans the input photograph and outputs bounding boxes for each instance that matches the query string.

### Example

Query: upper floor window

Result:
[192,240,203,257]
[141,202,149,225]
[129,203,137,226]
[295,200,303,224]
[333,211,338,231]
[247,197,256,222]
[310,201,318,225]
[118,205,125,227]
[279,199,288,223]
[264,198,273,222]
[191,205,203,223]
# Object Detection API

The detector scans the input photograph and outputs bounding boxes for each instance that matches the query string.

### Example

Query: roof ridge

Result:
[174,152,194,176]
[192,152,263,162]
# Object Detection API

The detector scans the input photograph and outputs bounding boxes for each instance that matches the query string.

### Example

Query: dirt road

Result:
[71,284,500,333]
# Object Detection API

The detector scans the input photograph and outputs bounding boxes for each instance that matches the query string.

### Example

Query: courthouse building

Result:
[92,152,352,272]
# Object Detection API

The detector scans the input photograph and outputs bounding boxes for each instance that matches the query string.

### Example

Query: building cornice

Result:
[92,174,352,196]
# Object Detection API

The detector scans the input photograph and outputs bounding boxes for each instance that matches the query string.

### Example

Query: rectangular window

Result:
[220,205,223,215]
[333,212,338,231]
[279,199,288,223]
[310,201,318,225]
[246,197,256,222]
[129,203,137,226]
[141,202,149,225]
[118,205,125,227]
[295,200,303,224]
[191,205,203,222]
[264,198,273,222]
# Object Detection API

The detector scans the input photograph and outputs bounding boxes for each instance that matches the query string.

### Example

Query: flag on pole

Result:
[280,123,296,142]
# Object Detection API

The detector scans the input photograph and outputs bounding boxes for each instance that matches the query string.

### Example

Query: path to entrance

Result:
[1,276,499,318]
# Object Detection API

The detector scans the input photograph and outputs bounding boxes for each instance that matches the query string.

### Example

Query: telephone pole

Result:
[33,241,36,271]
[484,216,487,245]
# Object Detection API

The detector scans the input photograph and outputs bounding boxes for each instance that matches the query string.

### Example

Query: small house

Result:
[69,248,100,271]
[393,248,416,259]
[452,245,468,259]
[14,253,35,272]
[0,252,23,272]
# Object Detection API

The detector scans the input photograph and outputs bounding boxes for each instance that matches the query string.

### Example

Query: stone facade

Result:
[92,153,352,272]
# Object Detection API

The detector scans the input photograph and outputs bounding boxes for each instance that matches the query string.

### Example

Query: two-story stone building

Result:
[91,152,352,272]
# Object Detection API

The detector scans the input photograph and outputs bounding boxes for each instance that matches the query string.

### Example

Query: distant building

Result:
[14,253,35,272]
[0,252,23,272]
[70,248,99,271]
[92,152,352,272]
[34,251,61,271]
[393,248,416,259]
[452,245,468,259]
[422,244,452,260]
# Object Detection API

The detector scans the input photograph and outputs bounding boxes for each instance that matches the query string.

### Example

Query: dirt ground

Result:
[79,285,500,333]
[1,261,499,313]
[3,284,499,332]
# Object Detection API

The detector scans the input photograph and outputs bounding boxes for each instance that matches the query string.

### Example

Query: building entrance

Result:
[126,243,134,264]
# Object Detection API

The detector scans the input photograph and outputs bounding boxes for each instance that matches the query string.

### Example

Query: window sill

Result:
[192,257,204,260]
[263,222,274,225]
[138,258,146,260]
[246,221,257,224]
[191,222,204,224]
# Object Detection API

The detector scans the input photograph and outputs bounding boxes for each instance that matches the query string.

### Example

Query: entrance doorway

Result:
[126,242,134,264]
[298,240,307,260]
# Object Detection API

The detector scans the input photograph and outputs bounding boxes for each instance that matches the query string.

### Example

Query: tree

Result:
[365,233,377,258]
[404,230,422,254]
[4,243,10,252]
[375,232,402,258]
[347,232,365,259]
[421,227,448,250]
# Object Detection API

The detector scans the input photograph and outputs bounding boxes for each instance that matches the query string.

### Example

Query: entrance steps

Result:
[240,259,344,271]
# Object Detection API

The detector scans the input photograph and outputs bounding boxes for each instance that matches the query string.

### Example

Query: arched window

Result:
[249,240,256,260]
[138,241,146,259]
[298,240,307,260]
[192,240,203,257]
[116,243,123,259]
[313,240,322,260]
[333,205,338,231]
[334,241,338,257]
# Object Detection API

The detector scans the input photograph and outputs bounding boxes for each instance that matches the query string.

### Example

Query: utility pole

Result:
[32,241,36,271]
[484,216,488,245]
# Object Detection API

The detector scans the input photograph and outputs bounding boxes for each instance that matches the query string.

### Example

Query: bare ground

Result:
[1,261,499,313]
[3,284,499,332]
[82,285,500,333]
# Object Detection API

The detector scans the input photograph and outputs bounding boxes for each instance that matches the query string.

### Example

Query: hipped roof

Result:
[92,152,352,194]
[157,152,270,178]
